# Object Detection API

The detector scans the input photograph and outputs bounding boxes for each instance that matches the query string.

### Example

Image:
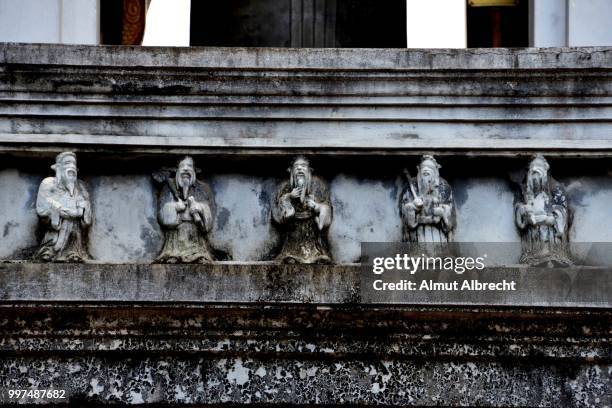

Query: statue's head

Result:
[288,156,312,202]
[176,156,197,198]
[289,156,312,189]
[52,152,78,190]
[417,155,441,193]
[527,154,550,194]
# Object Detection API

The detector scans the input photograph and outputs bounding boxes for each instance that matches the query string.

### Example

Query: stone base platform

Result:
[0,263,610,406]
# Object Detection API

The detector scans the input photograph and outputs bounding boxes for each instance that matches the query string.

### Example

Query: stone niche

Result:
[2,154,612,265]
[0,44,611,406]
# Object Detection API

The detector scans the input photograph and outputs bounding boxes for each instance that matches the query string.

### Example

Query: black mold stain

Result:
[2,221,17,237]
[388,178,400,203]
[565,179,589,208]
[257,189,270,209]
[140,218,162,257]
[217,207,231,230]
[8,244,38,261]
[25,177,39,210]
[257,189,271,222]
[453,183,469,208]
[331,198,346,218]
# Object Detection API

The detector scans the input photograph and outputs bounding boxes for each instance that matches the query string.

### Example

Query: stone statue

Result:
[35,152,92,262]
[515,154,572,266]
[400,155,456,243]
[154,156,215,263]
[272,156,333,264]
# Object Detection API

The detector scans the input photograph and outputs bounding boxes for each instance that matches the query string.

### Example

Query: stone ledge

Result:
[1,263,609,406]
[1,262,610,308]
[2,43,612,70]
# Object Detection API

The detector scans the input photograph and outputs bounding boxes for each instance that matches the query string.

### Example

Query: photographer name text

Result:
[372,279,516,291]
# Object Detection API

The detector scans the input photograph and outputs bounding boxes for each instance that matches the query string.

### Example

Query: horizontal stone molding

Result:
[2,44,612,70]
[1,262,610,308]
[0,304,609,357]
[1,44,612,154]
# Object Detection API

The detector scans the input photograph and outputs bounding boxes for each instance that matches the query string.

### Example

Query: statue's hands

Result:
[288,187,303,199]
[403,200,417,213]
[432,206,445,217]
[175,200,187,212]
[531,213,554,225]
[519,203,536,224]
[527,214,536,225]
[187,196,201,215]
[59,207,82,218]
[306,197,318,211]
[523,202,535,214]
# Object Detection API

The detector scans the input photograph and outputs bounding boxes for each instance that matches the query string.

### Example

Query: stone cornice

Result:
[1,44,612,154]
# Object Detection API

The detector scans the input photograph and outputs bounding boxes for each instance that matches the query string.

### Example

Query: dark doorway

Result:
[335,0,406,47]
[190,0,406,48]
[467,0,529,47]
[100,0,123,45]
[190,0,292,47]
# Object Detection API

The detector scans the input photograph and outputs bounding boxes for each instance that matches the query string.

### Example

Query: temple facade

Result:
[0,1,611,404]
[0,43,610,406]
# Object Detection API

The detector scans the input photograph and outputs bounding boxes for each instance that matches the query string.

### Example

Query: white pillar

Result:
[406,0,466,48]
[142,0,191,46]
[529,0,567,47]
[60,0,100,45]
[0,0,61,43]
[567,0,612,46]
[0,0,99,44]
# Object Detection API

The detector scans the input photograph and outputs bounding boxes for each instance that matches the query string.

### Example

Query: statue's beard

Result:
[291,171,310,202]
[296,175,305,187]
[177,171,195,198]
[61,169,77,195]
[529,174,547,195]
[419,175,436,195]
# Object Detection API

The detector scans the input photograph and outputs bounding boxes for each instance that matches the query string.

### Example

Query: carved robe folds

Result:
[35,152,92,262]
[156,157,215,263]
[515,155,572,266]
[400,155,456,244]
[272,157,333,264]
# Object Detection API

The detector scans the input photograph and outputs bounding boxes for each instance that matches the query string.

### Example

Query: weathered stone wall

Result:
[0,299,609,406]
[0,44,611,406]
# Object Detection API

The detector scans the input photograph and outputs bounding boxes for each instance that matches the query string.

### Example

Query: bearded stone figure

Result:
[155,156,215,263]
[35,152,92,262]
[400,155,456,243]
[515,155,572,266]
[272,156,333,264]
